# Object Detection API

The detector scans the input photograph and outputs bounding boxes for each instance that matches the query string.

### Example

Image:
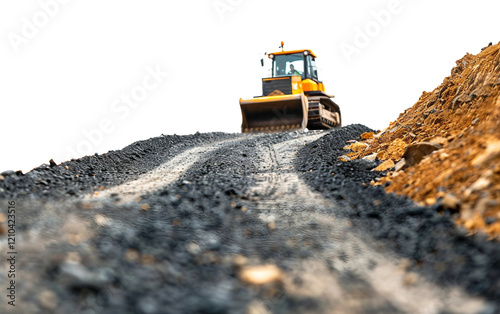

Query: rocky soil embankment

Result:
[345,42,500,238]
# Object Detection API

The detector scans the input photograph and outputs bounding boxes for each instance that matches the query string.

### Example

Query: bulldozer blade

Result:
[240,94,308,133]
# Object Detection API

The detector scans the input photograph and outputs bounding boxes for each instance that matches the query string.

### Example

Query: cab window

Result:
[272,53,304,77]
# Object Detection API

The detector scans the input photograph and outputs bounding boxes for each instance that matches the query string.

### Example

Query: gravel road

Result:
[0,125,498,313]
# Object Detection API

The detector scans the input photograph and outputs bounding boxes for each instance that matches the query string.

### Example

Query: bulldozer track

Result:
[243,131,486,313]
[89,135,254,203]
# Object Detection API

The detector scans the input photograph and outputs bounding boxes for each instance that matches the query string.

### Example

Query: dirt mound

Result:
[347,42,500,238]
[268,90,285,96]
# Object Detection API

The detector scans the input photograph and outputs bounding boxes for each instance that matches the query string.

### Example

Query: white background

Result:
[1,0,499,173]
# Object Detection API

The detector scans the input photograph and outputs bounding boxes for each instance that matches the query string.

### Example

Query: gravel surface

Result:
[296,125,500,306]
[0,132,237,199]
[1,126,499,313]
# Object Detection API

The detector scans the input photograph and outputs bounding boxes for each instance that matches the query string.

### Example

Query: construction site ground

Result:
[1,42,500,313]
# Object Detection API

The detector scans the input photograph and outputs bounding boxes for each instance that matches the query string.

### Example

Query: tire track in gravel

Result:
[244,131,487,314]
[88,135,255,203]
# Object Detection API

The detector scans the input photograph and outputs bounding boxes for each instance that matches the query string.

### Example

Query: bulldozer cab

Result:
[269,50,319,81]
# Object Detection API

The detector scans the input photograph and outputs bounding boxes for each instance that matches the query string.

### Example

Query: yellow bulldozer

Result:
[240,43,341,133]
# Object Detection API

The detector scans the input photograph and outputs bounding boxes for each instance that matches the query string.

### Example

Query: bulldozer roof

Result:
[268,49,317,58]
